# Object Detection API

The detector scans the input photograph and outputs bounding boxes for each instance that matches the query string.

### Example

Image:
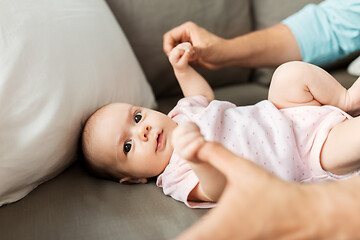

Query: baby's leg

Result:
[268,61,360,116]
[321,117,360,175]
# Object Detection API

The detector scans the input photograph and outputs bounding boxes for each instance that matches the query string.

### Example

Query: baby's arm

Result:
[268,61,360,116]
[171,122,226,202]
[169,43,215,103]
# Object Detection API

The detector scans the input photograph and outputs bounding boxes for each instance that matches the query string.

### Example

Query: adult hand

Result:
[175,142,315,239]
[163,22,227,70]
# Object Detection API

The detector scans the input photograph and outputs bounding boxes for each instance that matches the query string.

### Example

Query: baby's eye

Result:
[124,140,132,154]
[134,112,142,123]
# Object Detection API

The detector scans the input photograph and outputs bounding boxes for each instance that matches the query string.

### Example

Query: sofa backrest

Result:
[106,0,323,97]
[106,0,253,98]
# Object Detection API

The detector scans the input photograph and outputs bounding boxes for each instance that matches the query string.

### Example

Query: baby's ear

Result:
[119,177,147,184]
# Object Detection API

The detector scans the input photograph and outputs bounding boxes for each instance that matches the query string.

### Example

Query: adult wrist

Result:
[297,181,360,239]
[215,38,243,68]
[219,35,261,68]
[261,183,324,239]
[311,180,360,239]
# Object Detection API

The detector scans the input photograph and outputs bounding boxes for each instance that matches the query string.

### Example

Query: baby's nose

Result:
[138,125,151,141]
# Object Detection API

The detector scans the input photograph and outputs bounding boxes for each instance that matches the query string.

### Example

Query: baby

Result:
[81,42,360,208]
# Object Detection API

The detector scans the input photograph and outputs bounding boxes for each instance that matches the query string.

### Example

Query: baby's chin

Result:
[157,160,171,176]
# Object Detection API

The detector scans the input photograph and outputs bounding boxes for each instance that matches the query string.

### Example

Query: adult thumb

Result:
[197,142,276,182]
[196,142,244,177]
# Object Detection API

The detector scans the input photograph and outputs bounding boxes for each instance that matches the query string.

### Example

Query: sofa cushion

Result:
[0,0,155,206]
[106,0,253,98]
[0,160,208,240]
[0,77,273,239]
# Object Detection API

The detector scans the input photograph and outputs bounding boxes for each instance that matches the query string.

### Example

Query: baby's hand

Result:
[171,122,205,163]
[168,42,194,72]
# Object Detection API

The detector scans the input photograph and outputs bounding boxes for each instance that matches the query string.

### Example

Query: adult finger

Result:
[163,22,197,55]
[196,142,240,175]
[163,24,188,55]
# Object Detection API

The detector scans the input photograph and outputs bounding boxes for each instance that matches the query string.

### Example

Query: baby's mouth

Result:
[156,130,163,152]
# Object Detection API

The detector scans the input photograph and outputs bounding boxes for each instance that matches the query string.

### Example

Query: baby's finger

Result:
[169,48,185,64]
[172,122,202,148]
[178,122,201,134]
[176,42,193,51]
[172,122,197,140]
[183,130,204,145]
[175,136,205,161]
[178,49,191,66]
[173,129,203,151]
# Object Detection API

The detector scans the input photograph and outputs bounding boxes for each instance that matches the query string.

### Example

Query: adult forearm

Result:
[177,140,360,239]
[179,176,360,240]
[307,177,360,239]
[266,177,360,239]
[221,24,302,68]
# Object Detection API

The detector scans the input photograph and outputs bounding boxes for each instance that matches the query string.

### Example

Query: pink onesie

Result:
[156,96,357,208]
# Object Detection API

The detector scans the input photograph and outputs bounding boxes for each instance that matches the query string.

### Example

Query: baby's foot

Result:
[346,76,360,117]
[171,122,205,163]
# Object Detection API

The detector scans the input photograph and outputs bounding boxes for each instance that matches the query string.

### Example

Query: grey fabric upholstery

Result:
[105,0,253,97]
[0,162,207,240]
[0,1,357,239]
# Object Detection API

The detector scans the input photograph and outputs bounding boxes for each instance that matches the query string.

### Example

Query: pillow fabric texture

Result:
[0,0,155,206]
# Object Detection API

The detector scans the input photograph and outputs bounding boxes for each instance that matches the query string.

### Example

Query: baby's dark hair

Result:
[80,104,119,182]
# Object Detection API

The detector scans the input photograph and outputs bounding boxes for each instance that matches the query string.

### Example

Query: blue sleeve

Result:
[282,0,360,66]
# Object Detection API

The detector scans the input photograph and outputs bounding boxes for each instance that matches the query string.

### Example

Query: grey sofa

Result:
[0,0,358,239]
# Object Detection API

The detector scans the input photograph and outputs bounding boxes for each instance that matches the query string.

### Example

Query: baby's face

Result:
[92,103,177,180]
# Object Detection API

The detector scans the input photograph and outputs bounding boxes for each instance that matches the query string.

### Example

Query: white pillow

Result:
[0,0,156,206]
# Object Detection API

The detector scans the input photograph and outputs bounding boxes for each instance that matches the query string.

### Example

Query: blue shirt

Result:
[283,0,360,66]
